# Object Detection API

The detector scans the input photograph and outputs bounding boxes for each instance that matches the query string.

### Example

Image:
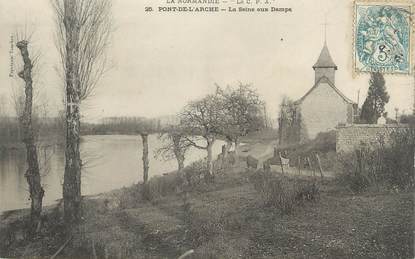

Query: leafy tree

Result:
[360,72,390,124]
[278,96,300,144]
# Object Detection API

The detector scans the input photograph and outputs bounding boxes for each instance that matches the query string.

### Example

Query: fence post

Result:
[315,153,324,179]
[307,157,315,178]
[279,152,285,175]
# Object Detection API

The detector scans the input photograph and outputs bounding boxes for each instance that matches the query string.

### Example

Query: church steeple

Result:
[313,42,337,84]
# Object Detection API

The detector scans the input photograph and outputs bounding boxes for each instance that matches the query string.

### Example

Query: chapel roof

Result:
[294,76,355,105]
[313,42,337,70]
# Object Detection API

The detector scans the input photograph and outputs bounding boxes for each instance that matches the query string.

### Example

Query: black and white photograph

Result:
[0,0,414,258]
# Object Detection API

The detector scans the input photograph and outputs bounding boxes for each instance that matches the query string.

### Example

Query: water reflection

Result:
[0,135,223,212]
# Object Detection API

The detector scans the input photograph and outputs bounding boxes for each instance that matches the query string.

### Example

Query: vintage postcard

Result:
[0,0,414,258]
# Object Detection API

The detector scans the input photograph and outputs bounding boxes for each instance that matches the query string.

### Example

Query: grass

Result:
[1,130,413,258]
[337,128,415,192]
[1,159,413,258]
[250,170,320,214]
[274,131,338,172]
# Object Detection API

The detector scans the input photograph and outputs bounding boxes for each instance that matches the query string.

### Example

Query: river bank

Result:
[0,134,226,212]
[1,131,413,258]
[1,160,413,258]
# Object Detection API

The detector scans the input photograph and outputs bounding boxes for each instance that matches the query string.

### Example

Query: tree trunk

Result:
[172,134,185,173]
[177,156,184,173]
[25,144,44,231]
[63,0,82,225]
[16,40,44,233]
[206,136,215,181]
[177,155,186,188]
[234,138,240,157]
[224,137,232,158]
[141,133,149,184]
[278,117,282,145]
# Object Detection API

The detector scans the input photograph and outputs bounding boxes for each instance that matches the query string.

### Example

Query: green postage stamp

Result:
[354,0,414,74]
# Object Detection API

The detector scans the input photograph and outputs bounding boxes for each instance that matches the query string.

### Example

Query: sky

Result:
[0,0,413,124]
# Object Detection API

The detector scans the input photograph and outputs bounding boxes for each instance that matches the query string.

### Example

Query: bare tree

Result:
[156,126,192,176]
[15,39,44,233]
[52,0,112,224]
[216,83,264,156]
[179,94,224,181]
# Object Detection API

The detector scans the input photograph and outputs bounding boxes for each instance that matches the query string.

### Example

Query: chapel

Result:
[293,42,357,141]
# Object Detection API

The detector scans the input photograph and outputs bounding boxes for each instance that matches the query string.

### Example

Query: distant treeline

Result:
[0,115,177,146]
[0,115,176,145]
[82,116,174,135]
[0,116,65,146]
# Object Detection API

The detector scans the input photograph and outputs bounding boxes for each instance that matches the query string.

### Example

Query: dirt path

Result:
[270,166,336,178]
[238,140,336,178]
[238,140,276,166]
[118,207,184,258]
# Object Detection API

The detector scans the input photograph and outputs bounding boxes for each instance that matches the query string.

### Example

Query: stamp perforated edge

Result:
[352,0,415,76]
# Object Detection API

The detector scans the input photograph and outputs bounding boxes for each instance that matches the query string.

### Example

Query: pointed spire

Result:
[313,42,337,70]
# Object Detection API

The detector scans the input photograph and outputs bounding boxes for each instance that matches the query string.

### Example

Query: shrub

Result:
[250,171,320,214]
[383,129,415,189]
[273,130,337,171]
[140,157,221,201]
[338,128,415,192]
[183,159,208,186]
[153,173,181,196]
[184,209,245,250]
[295,181,320,202]
[187,214,225,246]
[183,204,227,247]
[139,157,226,201]
[118,185,143,209]
[337,148,377,192]
[141,173,182,201]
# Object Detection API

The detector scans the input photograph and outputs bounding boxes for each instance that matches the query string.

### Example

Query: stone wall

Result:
[336,124,411,153]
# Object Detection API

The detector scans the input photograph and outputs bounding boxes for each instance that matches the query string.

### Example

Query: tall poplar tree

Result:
[52,0,112,225]
[360,72,390,124]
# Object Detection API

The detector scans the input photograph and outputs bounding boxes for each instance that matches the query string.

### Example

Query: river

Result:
[0,135,224,212]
